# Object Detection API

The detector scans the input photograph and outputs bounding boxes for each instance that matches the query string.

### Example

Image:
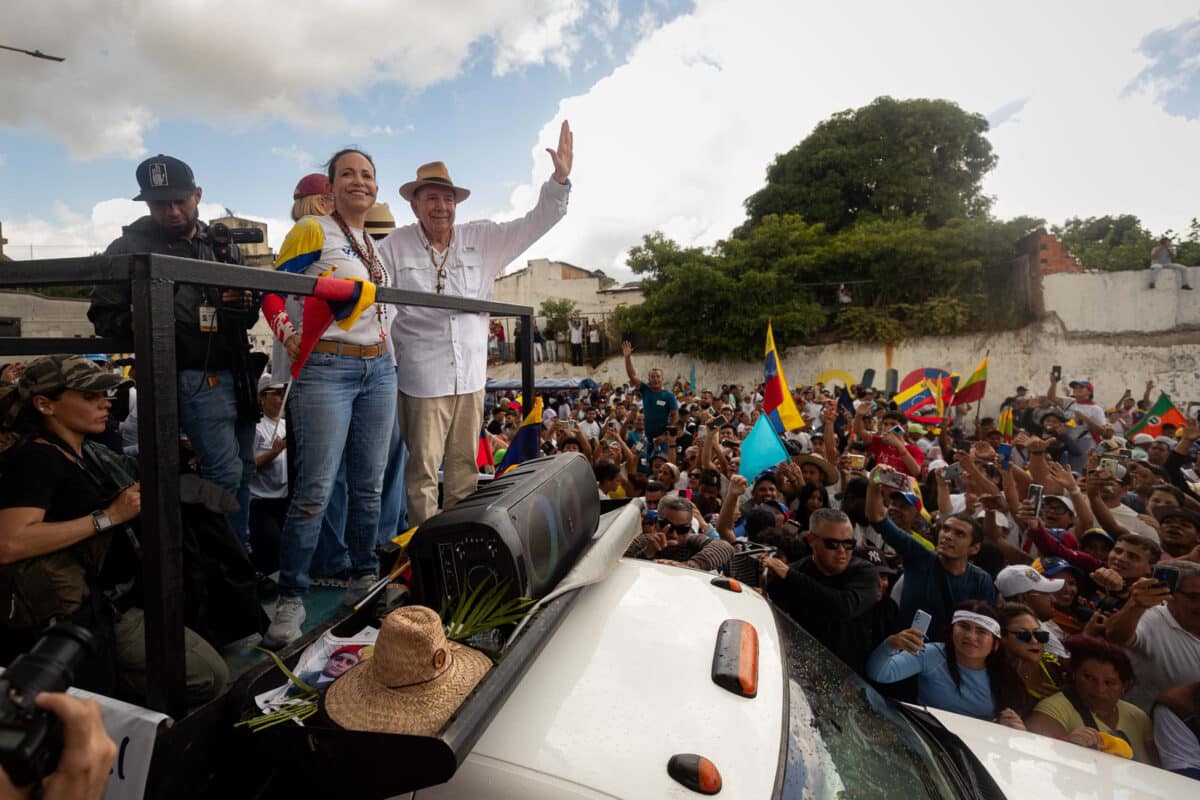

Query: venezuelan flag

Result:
[496,398,544,474]
[763,323,806,433]
[895,380,936,416]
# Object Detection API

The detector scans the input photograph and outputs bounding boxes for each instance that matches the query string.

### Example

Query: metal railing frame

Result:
[0,254,535,718]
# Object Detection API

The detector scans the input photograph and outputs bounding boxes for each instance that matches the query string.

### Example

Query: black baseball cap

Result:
[133,154,198,202]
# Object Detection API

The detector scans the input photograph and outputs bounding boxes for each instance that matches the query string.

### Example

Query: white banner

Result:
[68,687,169,800]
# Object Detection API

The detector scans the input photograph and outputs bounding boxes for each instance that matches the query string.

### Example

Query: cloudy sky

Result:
[1,1,1198,279]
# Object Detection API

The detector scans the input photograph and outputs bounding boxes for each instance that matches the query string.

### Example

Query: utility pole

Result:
[0,43,66,62]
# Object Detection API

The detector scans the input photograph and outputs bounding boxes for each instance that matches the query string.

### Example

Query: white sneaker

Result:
[341,573,379,608]
[263,596,306,650]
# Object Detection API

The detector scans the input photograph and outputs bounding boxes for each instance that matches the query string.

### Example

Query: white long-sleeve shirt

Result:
[380,178,569,397]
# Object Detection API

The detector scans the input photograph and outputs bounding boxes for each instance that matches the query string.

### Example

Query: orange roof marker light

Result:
[710,619,759,698]
[667,753,723,795]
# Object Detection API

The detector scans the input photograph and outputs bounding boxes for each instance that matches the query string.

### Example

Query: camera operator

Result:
[0,692,115,800]
[88,155,261,549]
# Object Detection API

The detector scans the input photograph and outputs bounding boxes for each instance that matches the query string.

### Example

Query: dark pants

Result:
[571,343,583,366]
[249,496,289,574]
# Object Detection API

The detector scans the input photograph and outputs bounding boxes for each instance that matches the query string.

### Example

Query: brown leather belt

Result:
[311,340,386,359]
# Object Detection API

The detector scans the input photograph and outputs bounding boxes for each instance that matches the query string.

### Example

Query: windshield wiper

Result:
[892,704,1007,800]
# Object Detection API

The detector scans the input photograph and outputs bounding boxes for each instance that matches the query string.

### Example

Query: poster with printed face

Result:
[254,626,380,717]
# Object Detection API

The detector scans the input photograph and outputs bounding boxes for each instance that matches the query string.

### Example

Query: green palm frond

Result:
[235,646,320,732]
[440,579,536,643]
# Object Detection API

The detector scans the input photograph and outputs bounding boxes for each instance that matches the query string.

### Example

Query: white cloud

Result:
[270,145,316,169]
[0,0,593,159]
[346,124,414,137]
[3,199,291,259]
[491,0,1200,280]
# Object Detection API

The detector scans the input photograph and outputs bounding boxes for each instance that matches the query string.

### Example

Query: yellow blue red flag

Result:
[763,323,806,433]
[496,398,544,474]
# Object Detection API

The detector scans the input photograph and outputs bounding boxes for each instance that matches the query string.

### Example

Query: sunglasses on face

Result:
[1006,630,1050,644]
[656,519,691,536]
[819,538,856,552]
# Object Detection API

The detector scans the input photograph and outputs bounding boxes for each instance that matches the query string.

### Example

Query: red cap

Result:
[294,173,330,200]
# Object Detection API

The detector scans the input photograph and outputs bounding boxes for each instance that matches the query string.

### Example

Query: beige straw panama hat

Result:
[324,605,492,736]
[398,161,471,203]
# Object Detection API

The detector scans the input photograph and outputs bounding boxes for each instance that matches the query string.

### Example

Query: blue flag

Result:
[738,414,789,481]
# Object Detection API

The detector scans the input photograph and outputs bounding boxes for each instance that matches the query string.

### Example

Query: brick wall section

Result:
[1035,231,1084,275]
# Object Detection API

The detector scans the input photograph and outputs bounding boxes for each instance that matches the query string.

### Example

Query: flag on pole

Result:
[738,414,790,481]
[835,385,856,434]
[496,398,544,474]
[763,323,806,432]
[997,407,1014,443]
[1126,392,1188,438]
[895,380,936,416]
[950,356,989,406]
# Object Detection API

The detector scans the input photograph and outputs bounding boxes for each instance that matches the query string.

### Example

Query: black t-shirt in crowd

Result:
[766,556,879,676]
[0,439,137,590]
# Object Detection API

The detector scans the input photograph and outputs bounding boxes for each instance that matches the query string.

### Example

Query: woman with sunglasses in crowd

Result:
[1025,634,1157,764]
[997,602,1066,711]
[866,600,1028,727]
[0,356,228,704]
[261,148,397,649]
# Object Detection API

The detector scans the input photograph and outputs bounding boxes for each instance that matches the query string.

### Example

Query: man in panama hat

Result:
[379,121,574,525]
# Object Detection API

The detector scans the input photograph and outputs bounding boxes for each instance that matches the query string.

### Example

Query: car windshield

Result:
[771,606,959,799]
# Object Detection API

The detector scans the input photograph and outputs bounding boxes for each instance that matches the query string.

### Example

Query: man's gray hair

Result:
[658,495,692,517]
[808,507,851,536]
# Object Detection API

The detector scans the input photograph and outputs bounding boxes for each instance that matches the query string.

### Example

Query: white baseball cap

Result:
[995,565,1065,598]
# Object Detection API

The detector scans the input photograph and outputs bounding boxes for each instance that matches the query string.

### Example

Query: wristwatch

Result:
[91,510,114,532]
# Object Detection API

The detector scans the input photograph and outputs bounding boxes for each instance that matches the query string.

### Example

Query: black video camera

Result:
[0,623,96,787]
[206,221,264,265]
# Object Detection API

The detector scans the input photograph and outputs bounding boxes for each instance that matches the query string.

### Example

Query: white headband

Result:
[952,610,1001,638]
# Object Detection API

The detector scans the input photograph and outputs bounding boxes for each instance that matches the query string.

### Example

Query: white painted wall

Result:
[1043,266,1200,333]
[0,291,94,339]
[489,316,1200,419]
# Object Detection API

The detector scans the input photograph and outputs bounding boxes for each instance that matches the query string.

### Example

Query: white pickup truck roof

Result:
[418,558,784,798]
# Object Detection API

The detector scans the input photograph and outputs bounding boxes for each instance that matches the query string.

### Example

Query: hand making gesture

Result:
[548,120,574,184]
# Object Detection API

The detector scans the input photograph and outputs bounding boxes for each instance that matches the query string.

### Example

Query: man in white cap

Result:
[380,122,573,525]
[995,564,1068,657]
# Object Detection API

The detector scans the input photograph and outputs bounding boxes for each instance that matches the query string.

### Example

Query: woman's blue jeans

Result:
[277,351,396,597]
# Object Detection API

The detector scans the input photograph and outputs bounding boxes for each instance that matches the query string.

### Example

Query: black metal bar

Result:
[0,254,535,318]
[140,255,534,316]
[130,255,187,717]
[0,255,133,284]
[0,337,131,356]
[520,313,535,414]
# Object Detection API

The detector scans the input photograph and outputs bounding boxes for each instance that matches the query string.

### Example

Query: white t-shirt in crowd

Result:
[579,420,601,441]
[250,416,288,500]
[1123,604,1200,711]
[1154,706,1200,773]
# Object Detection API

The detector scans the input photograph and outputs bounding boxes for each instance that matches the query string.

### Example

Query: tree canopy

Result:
[1053,214,1200,271]
[738,96,996,235]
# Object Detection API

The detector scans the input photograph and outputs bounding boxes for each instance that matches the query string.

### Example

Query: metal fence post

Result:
[520,313,535,414]
[131,254,187,717]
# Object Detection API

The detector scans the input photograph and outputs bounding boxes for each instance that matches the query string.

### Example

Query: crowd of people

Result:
[479,352,1200,779]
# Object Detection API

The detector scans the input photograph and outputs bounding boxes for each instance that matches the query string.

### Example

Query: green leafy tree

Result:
[537,298,578,334]
[1052,214,1158,272]
[738,96,997,234]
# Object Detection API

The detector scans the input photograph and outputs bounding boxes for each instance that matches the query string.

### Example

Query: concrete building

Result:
[493,258,643,319]
[0,291,93,339]
[0,221,9,262]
